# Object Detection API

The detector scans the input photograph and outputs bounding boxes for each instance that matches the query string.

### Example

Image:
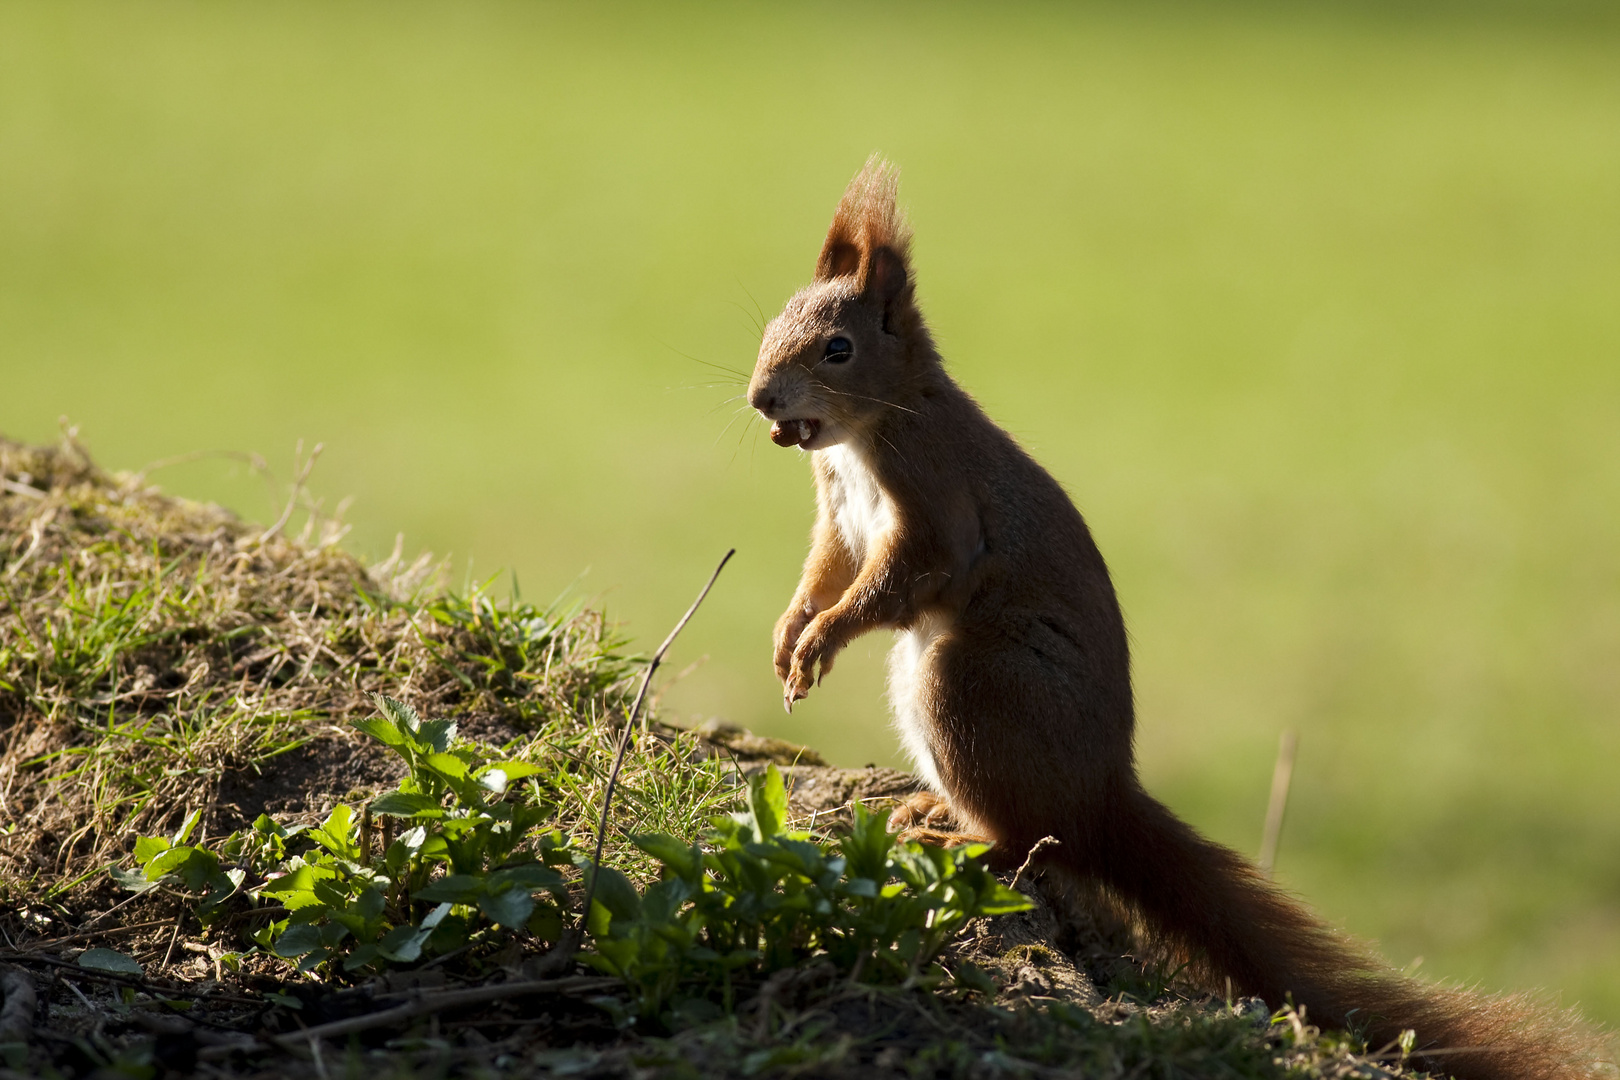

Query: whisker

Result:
[727,297,764,339]
[663,341,752,382]
[714,405,756,449]
[675,380,749,392]
[816,386,920,416]
[706,394,749,417]
[736,281,768,340]
[729,409,761,470]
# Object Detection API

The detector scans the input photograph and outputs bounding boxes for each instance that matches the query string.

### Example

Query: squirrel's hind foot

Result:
[889,791,993,848]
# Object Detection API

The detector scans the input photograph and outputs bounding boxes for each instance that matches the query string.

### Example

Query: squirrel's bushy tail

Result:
[1085,787,1609,1080]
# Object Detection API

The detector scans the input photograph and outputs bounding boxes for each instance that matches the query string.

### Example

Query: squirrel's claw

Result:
[784,671,811,711]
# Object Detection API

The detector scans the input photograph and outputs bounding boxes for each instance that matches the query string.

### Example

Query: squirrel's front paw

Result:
[773,604,815,685]
[784,615,842,712]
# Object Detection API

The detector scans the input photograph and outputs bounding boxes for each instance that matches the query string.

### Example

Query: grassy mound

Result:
[0,432,669,897]
[0,433,1461,1079]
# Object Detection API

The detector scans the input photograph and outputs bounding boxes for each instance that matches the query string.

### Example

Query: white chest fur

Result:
[818,443,894,564]
[817,443,946,793]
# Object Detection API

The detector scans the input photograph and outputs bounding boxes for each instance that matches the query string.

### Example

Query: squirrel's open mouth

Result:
[769,418,821,448]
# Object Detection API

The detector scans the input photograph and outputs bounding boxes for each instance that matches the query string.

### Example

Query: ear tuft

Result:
[815,154,914,292]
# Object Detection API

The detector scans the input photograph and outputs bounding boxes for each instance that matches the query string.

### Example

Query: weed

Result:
[118,694,578,973]
[586,765,1032,1025]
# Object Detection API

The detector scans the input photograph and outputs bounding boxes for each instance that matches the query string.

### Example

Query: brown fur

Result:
[747,156,1612,1080]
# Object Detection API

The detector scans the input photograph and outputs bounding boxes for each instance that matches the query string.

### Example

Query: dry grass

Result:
[0,430,640,900]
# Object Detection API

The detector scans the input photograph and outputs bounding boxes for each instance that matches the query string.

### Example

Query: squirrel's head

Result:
[749,156,928,452]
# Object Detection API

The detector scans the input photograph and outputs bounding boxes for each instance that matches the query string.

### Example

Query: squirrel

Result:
[746,156,1608,1080]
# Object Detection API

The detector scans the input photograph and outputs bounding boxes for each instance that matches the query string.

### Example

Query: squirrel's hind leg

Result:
[918,620,1135,873]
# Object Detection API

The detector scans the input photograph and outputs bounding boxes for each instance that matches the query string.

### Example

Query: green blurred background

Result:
[2,0,1616,1024]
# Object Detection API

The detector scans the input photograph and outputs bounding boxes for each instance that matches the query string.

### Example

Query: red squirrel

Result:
[746,157,1607,1080]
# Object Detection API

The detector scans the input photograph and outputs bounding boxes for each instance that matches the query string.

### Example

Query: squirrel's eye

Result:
[824,336,854,362]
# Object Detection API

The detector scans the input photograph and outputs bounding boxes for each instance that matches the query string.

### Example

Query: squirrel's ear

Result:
[815,155,912,287]
[817,236,862,282]
[868,245,916,334]
[868,245,908,305]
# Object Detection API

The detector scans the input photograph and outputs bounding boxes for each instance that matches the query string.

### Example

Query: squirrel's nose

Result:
[749,386,780,417]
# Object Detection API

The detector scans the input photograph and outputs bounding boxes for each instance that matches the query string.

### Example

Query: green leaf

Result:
[748,764,788,841]
[638,877,693,923]
[975,883,1034,916]
[377,924,428,963]
[294,948,331,973]
[259,865,318,895]
[322,803,354,839]
[427,912,469,953]
[630,833,701,879]
[485,760,544,781]
[133,835,171,866]
[371,694,421,735]
[278,891,324,912]
[109,865,159,894]
[527,904,563,943]
[342,944,381,971]
[78,948,143,976]
[147,845,223,892]
[371,791,441,817]
[143,845,194,880]
[388,825,427,862]
[423,752,467,779]
[487,863,564,892]
[587,865,641,922]
[420,902,453,930]
[272,924,323,958]
[417,719,457,753]
[172,808,203,846]
[841,877,878,898]
[309,805,357,857]
[312,879,355,909]
[839,803,898,882]
[352,717,406,748]
[479,887,536,928]
[413,874,483,904]
[355,885,386,920]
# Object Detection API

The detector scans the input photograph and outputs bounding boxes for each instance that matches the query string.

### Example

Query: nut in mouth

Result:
[769,418,821,448]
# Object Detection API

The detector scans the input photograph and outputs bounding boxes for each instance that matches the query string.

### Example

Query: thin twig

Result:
[1011,836,1060,890]
[0,953,260,1003]
[268,976,618,1048]
[18,918,177,950]
[574,550,734,950]
[161,922,182,971]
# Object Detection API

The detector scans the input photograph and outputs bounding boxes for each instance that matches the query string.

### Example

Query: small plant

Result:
[254,695,575,971]
[114,696,1032,1027]
[585,764,1032,1024]
[115,694,576,973]
[113,808,246,925]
